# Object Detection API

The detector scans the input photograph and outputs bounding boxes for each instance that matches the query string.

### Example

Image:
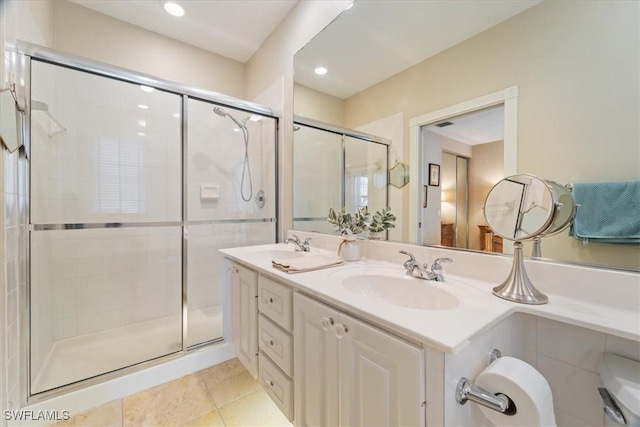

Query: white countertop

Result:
[220,243,640,354]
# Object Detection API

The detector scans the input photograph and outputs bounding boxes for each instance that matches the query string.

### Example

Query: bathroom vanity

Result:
[221,234,640,427]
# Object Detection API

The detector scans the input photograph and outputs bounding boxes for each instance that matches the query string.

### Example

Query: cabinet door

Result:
[231,262,258,378]
[338,313,425,427]
[293,293,339,427]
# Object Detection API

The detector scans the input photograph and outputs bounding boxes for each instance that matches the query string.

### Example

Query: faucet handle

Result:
[303,237,312,244]
[399,250,416,261]
[431,257,453,272]
[292,234,301,243]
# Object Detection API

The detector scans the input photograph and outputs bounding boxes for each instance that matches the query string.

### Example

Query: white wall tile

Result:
[536,355,605,426]
[556,408,599,427]
[537,317,606,373]
[605,335,640,362]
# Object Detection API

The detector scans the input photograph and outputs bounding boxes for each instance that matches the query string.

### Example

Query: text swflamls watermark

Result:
[3,410,71,421]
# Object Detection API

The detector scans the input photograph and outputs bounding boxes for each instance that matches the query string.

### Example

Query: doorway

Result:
[408,86,518,246]
[417,104,507,250]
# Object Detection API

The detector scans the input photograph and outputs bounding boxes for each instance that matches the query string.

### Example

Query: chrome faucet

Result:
[430,257,453,282]
[285,235,311,252]
[399,251,453,282]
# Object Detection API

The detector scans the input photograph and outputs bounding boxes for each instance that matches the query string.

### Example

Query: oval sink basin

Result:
[256,250,304,260]
[341,274,459,310]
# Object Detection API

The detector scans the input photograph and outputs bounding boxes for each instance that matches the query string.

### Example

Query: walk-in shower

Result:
[17,42,278,400]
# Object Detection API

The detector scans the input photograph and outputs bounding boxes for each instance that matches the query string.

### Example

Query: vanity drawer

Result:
[259,314,293,376]
[259,351,293,421]
[258,275,293,330]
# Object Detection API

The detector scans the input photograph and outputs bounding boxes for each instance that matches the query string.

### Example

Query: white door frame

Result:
[408,86,519,244]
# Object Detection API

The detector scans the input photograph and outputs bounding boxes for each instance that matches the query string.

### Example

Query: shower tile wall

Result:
[3,148,27,410]
[186,99,276,347]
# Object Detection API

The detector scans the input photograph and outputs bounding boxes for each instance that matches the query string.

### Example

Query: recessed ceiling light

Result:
[140,85,154,93]
[173,113,181,118]
[164,2,185,17]
[249,115,262,122]
[314,67,328,75]
[233,128,241,132]
[138,119,146,127]
[138,104,149,110]
[137,132,146,137]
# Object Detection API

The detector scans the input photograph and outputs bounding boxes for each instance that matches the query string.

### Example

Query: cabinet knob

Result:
[264,379,274,388]
[335,323,349,338]
[321,317,335,331]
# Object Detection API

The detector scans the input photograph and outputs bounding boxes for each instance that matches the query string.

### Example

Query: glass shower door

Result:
[29,61,183,394]
[292,125,342,233]
[186,99,277,347]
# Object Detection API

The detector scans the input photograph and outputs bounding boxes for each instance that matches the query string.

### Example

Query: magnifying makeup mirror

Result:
[484,174,577,304]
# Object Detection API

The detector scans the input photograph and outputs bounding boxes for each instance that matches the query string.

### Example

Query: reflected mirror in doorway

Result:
[389,162,409,189]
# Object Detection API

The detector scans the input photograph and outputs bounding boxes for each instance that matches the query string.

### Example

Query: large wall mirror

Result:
[292,0,639,271]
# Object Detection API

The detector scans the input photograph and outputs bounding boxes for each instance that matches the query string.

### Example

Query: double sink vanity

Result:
[220,232,640,426]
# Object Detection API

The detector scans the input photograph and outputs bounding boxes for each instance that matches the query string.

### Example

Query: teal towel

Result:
[569,180,640,244]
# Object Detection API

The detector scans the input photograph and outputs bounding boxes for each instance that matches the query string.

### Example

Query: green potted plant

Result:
[326,207,370,235]
[367,207,396,239]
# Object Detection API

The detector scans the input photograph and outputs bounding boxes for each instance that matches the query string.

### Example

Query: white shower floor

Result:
[32,306,223,394]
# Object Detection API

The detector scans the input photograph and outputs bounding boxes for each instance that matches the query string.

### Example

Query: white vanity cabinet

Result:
[257,275,295,420]
[230,262,258,378]
[294,293,426,427]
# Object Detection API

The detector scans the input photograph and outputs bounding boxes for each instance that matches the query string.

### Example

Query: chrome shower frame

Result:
[15,41,280,405]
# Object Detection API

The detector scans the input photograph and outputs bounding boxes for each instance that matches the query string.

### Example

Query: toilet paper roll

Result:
[475,356,556,427]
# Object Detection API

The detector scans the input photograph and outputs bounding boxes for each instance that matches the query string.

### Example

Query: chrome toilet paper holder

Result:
[455,349,517,415]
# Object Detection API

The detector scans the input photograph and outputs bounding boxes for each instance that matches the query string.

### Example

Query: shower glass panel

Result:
[29,61,183,394]
[186,99,276,347]
[292,125,342,233]
[344,137,388,214]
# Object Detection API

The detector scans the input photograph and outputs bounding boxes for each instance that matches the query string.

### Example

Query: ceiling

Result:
[69,0,299,63]
[294,0,541,99]
[425,105,505,146]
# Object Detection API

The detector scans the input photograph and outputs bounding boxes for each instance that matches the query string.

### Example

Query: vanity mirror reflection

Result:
[484,174,577,304]
[292,0,639,270]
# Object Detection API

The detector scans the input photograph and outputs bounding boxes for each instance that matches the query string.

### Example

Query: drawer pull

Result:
[321,317,335,331]
[263,297,275,304]
[264,379,274,388]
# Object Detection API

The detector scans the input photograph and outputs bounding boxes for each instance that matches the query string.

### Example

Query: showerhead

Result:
[213,106,246,129]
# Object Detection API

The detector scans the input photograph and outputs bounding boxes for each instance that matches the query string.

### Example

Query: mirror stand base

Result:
[493,241,548,305]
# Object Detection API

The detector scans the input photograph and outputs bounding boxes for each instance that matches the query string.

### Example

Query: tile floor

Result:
[51,359,292,427]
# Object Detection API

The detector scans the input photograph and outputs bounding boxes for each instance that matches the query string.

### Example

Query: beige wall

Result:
[342,1,639,269]
[245,0,352,240]
[294,83,344,126]
[469,141,504,251]
[51,1,245,98]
